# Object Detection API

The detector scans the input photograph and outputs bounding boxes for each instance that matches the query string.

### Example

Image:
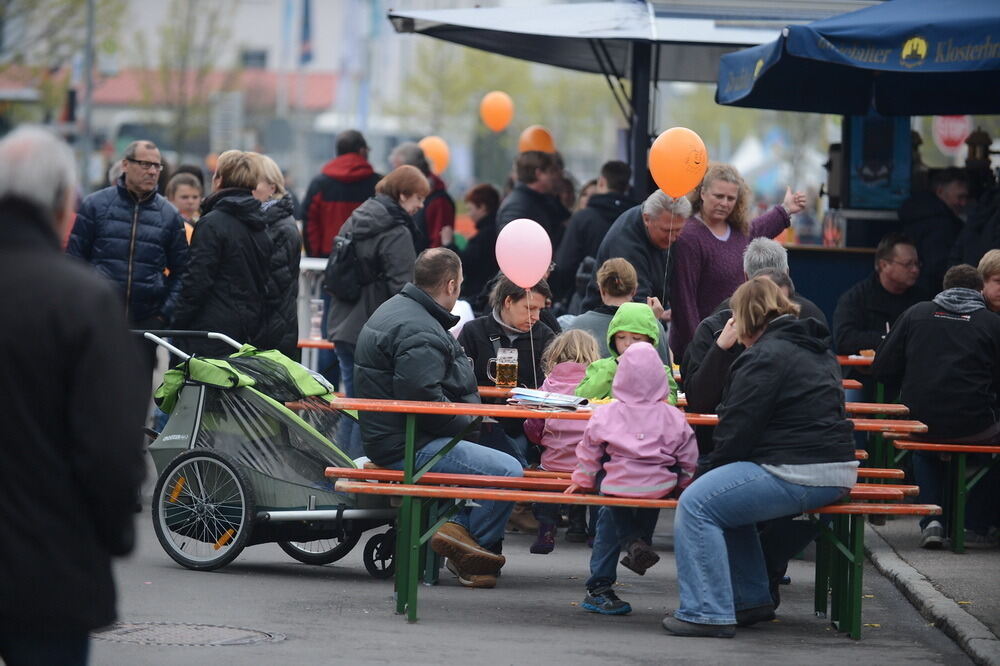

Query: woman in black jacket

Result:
[458,275,555,465]
[250,152,302,360]
[172,150,275,357]
[662,277,857,638]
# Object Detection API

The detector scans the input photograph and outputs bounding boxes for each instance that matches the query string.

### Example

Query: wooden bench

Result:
[294,396,932,638]
[890,440,1000,553]
[328,469,937,640]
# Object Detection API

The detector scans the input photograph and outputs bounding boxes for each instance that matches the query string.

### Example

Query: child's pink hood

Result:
[572,343,698,497]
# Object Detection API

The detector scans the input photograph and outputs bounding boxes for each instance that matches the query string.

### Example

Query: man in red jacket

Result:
[303,130,381,258]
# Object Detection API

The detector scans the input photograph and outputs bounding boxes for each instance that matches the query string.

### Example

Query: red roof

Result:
[91,68,336,111]
[0,66,336,111]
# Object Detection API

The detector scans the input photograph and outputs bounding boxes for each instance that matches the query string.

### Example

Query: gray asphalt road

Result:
[90,508,970,665]
[872,517,1000,637]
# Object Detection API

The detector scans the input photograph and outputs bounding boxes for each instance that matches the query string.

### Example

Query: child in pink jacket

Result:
[524,330,600,554]
[568,341,698,615]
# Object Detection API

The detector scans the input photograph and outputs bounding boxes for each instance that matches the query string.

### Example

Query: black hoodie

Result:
[552,192,636,301]
[260,194,302,359]
[172,188,275,357]
[873,291,1000,438]
[704,316,855,471]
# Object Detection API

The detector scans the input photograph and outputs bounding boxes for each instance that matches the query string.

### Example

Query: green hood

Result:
[606,302,661,358]
[576,303,677,404]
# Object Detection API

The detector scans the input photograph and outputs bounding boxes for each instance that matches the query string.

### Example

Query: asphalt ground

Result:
[91,505,971,665]
[869,517,1000,664]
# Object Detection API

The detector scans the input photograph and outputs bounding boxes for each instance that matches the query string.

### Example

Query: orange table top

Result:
[292,397,925,434]
[476,387,908,416]
[298,339,335,349]
[837,354,875,367]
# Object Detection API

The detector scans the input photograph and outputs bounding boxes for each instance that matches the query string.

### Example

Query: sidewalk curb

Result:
[865,524,1000,665]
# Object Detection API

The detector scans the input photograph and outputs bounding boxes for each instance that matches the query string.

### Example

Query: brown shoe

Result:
[430,522,505,575]
[446,558,497,588]
[505,502,540,533]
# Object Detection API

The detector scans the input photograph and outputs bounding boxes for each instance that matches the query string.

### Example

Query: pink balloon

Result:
[495,218,552,289]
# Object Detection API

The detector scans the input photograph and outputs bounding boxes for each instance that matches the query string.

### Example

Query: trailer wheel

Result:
[152,450,254,571]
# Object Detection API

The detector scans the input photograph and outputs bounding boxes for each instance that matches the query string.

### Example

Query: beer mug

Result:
[486,347,519,388]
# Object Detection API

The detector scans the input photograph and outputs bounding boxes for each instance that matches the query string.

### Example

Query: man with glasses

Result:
[68,140,189,374]
[833,233,927,401]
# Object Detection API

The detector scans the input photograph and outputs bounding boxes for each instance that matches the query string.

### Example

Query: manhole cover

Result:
[92,622,284,647]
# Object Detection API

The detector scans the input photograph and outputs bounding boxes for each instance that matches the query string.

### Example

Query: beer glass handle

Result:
[486,358,498,383]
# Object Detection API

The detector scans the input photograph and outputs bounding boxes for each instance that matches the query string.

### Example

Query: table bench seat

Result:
[891,439,1000,552]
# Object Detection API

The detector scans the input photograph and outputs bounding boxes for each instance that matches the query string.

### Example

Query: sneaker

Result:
[530,522,557,554]
[430,522,505,575]
[581,587,632,615]
[964,528,1000,549]
[445,558,497,588]
[661,613,735,638]
[620,539,659,575]
[735,604,776,627]
[920,520,945,549]
[506,502,540,534]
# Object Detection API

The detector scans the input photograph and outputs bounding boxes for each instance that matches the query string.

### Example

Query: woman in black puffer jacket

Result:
[662,276,857,639]
[171,150,275,357]
[250,152,302,360]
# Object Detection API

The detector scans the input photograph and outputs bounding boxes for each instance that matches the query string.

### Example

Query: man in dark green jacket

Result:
[354,248,522,588]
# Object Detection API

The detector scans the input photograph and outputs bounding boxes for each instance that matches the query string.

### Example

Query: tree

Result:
[130,0,236,156]
[388,41,622,186]
[0,0,125,120]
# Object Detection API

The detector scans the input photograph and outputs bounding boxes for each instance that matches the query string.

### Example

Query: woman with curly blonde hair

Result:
[668,163,807,361]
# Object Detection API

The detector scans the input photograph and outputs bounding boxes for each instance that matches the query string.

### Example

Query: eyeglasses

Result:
[889,259,922,270]
[127,158,164,172]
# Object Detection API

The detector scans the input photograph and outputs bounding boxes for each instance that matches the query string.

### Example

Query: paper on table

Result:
[506,388,589,409]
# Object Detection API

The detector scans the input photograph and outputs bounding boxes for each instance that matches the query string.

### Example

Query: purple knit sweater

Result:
[668,206,790,360]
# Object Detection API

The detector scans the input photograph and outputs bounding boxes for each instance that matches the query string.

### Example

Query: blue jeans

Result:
[335,342,363,459]
[586,505,661,590]
[914,450,1000,531]
[386,436,522,549]
[674,462,848,625]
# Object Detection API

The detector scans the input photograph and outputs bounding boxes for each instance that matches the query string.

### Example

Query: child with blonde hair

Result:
[523,330,601,553]
[568,341,697,615]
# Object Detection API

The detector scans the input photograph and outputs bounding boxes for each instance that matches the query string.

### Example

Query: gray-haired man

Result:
[581,190,692,315]
[0,127,148,665]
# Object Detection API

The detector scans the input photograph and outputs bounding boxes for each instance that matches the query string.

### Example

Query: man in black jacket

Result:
[898,168,968,295]
[0,127,148,664]
[873,264,1000,548]
[496,151,565,247]
[552,160,636,309]
[355,248,522,588]
[581,190,689,315]
[833,233,927,398]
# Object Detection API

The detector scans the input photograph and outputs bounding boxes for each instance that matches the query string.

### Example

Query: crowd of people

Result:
[3,120,1000,662]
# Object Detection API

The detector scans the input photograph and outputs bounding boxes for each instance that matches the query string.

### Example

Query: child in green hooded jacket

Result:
[575,302,678,404]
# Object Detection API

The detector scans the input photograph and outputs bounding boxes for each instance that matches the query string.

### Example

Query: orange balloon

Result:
[480,91,514,132]
[649,127,708,198]
[518,125,556,153]
[418,136,450,174]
